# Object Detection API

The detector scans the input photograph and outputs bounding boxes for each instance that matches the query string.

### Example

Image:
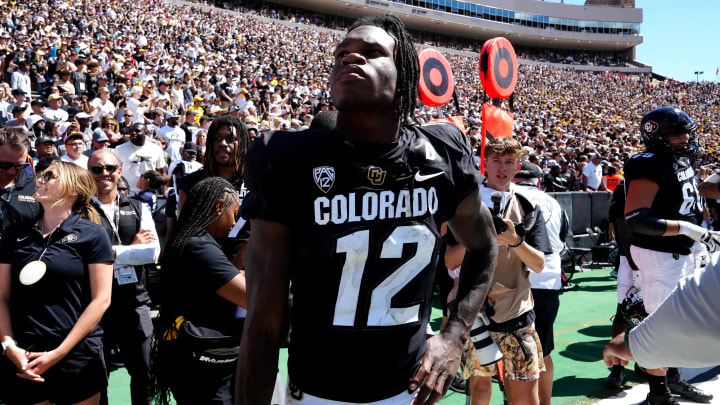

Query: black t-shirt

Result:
[0,213,114,341]
[161,232,239,324]
[0,171,41,233]
[624,152,702,254]
[241,122,481,402]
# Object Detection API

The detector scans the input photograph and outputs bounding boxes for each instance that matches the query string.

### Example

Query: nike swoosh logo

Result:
[415,171,444,182]
[17,236,28,242]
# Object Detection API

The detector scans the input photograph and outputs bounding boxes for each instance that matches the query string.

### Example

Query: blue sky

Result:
[554,0,719,82]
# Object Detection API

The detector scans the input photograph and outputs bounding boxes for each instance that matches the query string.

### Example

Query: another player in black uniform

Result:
[236,14,498,405]
[624,107,715,405]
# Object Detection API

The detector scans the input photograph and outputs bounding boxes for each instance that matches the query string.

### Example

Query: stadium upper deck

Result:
[257,0,642,58]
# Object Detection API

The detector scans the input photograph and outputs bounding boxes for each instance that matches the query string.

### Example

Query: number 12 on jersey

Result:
[333,224,436,327]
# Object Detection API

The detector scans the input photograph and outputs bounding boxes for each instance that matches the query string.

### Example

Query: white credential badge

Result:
[19,261,47,285]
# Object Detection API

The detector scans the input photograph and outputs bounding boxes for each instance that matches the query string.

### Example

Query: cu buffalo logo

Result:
[61,234,78,243]
[644,120,659,134]
[367,166,387,186]
[313,166,335,193]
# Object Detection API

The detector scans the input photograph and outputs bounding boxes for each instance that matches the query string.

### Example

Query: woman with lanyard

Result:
[0,161,114,405]
[150,177,247,405]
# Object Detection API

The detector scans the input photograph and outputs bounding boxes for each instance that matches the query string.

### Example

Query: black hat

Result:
[183,142,198,153]
[11,89,27,96]
[514,161,544,180]
[36,134,55,145]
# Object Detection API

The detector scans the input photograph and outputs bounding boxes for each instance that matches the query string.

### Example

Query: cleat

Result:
[606,366,625,389]
[646,391,679,405]
[610,270,618,278]
[668,375,713,403]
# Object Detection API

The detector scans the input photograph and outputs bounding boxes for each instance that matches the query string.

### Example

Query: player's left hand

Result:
[410,333,463,405]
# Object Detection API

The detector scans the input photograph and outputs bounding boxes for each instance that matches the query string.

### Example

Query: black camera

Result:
[489,192,526,237]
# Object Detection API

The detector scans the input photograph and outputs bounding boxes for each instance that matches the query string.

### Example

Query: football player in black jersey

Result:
[236,14,498,405]
[624,107,716,405]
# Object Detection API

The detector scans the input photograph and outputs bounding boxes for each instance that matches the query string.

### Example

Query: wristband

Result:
[705,173,720,184]
[508,236,524,248]
[1,339,17,356]
[677,221,707,242]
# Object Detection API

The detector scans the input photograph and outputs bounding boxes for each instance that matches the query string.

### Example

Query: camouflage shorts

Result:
[462,325,545,381]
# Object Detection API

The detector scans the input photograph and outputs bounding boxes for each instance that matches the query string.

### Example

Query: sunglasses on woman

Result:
[36,170,58,183]
[89,164,119,175]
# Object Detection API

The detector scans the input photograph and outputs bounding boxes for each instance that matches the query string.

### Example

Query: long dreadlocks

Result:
[201,115,250,181]
[348,14,419,124]
[151,176,239,405]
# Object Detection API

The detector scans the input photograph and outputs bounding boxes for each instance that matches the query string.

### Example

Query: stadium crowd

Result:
[1,0,720,404]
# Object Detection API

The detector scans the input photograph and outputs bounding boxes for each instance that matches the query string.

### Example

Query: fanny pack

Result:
[488,309,535,333]
[165,316,242,369]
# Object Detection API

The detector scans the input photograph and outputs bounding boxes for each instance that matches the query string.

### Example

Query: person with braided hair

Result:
[238,14,497,405]
[150,177,247,405]
[177,115,250,264]
[0,161,114,405]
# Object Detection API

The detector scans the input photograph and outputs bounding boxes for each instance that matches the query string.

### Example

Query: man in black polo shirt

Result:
[0,127,40,232]
[89,150,160,405]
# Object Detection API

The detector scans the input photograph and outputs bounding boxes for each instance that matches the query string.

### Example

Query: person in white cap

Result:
[43,94,69,123]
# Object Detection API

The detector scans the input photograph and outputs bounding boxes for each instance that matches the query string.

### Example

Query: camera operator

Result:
[462,138,551,405]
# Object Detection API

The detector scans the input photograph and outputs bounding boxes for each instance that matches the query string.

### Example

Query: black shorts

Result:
[0,336,107,405]
[531,289,560,356]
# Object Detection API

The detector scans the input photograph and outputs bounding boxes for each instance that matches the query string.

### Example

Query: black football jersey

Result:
[242,122,481,402]
[624,152,702,255]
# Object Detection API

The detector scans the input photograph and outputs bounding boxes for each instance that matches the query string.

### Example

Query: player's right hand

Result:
[411,333,463,405]
[700,231,720,252]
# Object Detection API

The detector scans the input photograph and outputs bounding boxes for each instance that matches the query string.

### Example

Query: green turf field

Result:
[107,268,639,404]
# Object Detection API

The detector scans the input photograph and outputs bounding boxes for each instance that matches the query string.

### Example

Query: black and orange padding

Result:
[418,48,455,107]
[479,37,518,100]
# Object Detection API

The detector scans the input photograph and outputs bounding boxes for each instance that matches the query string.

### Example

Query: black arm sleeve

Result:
[625,208,667,236]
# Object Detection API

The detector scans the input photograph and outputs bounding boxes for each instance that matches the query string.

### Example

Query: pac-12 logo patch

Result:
[368,166,387,186]
[313,166,335,193]
[644,120,658,134]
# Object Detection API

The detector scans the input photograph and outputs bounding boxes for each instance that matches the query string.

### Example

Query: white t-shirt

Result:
[91,98,116,123]
[43,108,69,123]
[112,140,167,194]
[515,184,563,290]
[61,153,89,168]
[157,126,185,162]
[582,161,603,190]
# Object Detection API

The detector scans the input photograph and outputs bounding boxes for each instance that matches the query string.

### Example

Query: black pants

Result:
[100,304,154,405]
[531,289,560,356]
[0,336,107,405]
